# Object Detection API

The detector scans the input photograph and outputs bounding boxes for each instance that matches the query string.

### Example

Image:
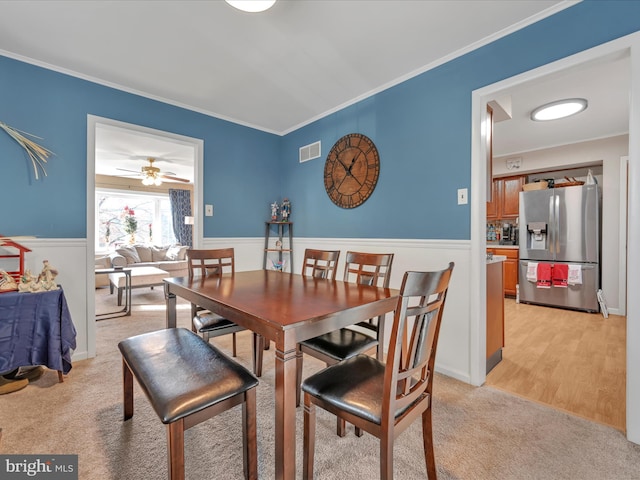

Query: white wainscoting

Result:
[23,238,472,384]
[15,238,90,361]
[203,236,473,383]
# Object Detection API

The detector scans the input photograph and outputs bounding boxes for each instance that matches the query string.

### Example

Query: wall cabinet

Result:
[487,175,525,220]
[486,180,499,219]
[486,247,519,297]
[501,176,524,218]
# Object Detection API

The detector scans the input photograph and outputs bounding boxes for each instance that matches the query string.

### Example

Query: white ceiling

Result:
[1,0,628,180]
[94,123,197,183]
[492,51,630,159]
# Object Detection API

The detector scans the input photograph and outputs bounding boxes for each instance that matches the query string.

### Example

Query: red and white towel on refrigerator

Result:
[568,264,583,285]
[552,264,568,288]
[526,262,538,282]
[536,263,552,288]
[529,262,576,288]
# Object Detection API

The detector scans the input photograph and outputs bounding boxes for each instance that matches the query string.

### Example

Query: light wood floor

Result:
[486,299,626,431]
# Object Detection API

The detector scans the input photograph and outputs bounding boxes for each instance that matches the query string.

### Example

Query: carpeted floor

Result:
[1,287,640,479]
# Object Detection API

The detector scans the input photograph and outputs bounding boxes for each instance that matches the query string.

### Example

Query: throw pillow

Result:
[116,246,141,264]
[166,245,189,261]
[176,245,189,260]
[134,244,153,263]
[151,246,169,262]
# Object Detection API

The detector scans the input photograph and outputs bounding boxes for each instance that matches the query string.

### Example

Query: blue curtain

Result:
[169,189,192,247]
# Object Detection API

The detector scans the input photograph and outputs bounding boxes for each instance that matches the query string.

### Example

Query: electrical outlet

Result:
[205,204,213,216]
[457,188,468,205]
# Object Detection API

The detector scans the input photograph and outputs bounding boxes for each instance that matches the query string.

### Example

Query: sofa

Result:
[95,244,189,288]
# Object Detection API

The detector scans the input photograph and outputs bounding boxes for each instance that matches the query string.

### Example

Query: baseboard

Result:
[435,365,471,385]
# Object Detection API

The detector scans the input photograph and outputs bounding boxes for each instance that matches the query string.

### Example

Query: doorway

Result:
[484,160,625,429]
[86,115,204,356]
[470,33,640,441]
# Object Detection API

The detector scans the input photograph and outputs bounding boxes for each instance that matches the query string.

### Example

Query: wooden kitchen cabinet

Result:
[486,259,504,374]
[486,247,519,297]
[486,179,500,219]
[486,175,525,220]
[501,176,524,218]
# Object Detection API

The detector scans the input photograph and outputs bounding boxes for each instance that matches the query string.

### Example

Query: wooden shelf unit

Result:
[263,222,293,272]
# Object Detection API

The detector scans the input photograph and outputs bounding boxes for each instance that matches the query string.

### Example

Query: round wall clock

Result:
[324,133,380,209]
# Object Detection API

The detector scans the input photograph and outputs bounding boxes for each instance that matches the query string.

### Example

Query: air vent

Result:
[299,141,321,163]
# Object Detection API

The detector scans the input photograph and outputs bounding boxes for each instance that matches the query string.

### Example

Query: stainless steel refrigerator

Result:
[518,184,600,312]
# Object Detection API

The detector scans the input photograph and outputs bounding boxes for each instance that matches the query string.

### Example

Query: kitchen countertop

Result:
[486,243,519,249]
[486,255,506,264]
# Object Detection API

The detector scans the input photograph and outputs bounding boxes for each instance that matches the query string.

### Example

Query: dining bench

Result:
[118,328,259,480]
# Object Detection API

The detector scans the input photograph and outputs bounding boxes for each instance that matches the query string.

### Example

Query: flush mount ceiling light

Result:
[225,0,276,13]
[530,98,588,121]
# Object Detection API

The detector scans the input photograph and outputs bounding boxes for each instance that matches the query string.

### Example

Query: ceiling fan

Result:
[116,157,190,185]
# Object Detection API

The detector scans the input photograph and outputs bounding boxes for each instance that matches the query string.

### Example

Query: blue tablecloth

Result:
[0,288,77,374]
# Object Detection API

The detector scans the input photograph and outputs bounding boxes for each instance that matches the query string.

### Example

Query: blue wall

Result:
[0,56,281,238]
[281,0,640,239]
[1,1,640,240]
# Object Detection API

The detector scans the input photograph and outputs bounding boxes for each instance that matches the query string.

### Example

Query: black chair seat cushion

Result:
[193,311,239,333]
[301,354,415,425]
[299,328,378,362]
[118,328,258,424]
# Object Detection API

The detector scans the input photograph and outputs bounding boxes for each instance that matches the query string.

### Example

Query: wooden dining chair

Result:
[301,248,340,280]
[296,251,394,436]
[340,251,394,360]
[302,263,455,480]
[187,248,266,377]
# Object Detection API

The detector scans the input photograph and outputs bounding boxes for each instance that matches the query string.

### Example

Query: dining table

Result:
[164,269,399,479]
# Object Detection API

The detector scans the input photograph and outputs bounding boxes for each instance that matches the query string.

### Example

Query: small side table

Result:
[263,222,293,272]
[0,288,77,381]
[95,267,131,319]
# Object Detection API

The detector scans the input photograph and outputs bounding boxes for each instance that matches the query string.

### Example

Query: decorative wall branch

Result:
[0,121,54,180]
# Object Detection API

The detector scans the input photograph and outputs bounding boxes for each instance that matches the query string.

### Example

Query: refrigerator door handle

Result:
[549,195,555,254]
[554,194,560,256]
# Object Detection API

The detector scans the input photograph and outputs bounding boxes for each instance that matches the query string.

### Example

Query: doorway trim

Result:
[470,31,640,441]
[620,155,629,316]
[85,115,204,357]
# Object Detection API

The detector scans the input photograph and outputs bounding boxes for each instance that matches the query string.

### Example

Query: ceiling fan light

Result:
[225,0,276,13]
[141,176,153,186]
[154,177,163,186]
[530,98,588,121]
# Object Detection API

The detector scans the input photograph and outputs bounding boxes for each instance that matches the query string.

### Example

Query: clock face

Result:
[324,133,380,209]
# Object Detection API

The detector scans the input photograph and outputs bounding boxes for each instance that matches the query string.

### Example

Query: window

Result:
[96,190,176,251]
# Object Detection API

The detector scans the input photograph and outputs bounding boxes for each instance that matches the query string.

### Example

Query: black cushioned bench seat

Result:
[118,328,258,480]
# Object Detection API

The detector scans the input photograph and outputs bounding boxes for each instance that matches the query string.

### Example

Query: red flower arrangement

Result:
[121,206,137,235]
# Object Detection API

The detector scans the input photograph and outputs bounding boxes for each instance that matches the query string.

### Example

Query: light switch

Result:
[205,204,213,216]
[457,188,468,205]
